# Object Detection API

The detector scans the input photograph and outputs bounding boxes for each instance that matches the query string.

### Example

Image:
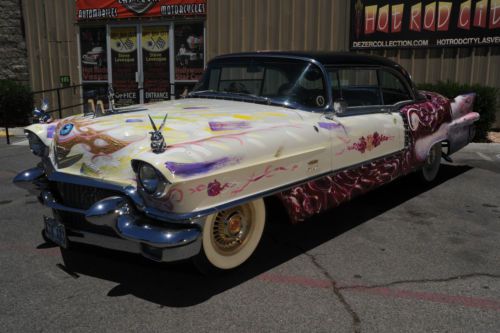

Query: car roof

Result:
[211,51,412,83]
[212,51,400,68]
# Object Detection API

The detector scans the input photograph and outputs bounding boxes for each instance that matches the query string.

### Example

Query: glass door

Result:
[109,26,140,106]
[141,25,171,103]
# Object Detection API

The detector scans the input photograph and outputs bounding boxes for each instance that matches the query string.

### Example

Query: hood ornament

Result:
[33,98,53,124]
[148,113,168,154]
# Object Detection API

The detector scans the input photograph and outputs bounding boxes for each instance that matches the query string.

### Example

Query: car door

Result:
[322,67,408,172]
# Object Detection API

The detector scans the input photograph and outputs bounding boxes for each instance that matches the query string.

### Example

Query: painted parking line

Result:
[258,273,500,312]
[476,152,493,161]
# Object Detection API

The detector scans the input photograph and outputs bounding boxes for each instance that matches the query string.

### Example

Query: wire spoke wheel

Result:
[194,198,266,272]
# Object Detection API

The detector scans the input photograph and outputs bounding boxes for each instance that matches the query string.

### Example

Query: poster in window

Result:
[110,27,139,106]
[80,27,107,81]
[142,26,170,103]
[175,23,204,81]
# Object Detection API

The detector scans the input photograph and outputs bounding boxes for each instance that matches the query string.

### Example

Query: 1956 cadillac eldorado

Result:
[14,52,479,272]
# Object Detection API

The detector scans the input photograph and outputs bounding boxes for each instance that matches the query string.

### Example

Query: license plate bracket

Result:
[44,216,67,248]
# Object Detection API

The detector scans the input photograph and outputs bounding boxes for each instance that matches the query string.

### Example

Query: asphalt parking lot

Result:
[1,140,499,333]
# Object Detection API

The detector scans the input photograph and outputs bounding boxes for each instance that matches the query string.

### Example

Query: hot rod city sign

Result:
[350,0,500,49]
[76,0,206,21]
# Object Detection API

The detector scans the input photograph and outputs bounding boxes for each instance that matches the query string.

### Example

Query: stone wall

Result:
[0,0,29,83]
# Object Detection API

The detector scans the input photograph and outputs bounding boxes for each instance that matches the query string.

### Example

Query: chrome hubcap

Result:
[211,206,253,255]
[426,145,438,166]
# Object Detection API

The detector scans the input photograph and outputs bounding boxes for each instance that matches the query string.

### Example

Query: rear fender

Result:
[448,93,479,154]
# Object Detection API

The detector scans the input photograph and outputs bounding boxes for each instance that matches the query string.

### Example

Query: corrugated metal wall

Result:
[22,0,81,118]
[21,0,499,124]
[207,0,500,125]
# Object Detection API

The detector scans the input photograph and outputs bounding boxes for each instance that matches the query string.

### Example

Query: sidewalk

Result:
[0,127,25,137]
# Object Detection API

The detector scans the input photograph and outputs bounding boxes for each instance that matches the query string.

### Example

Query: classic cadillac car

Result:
[14,52,479,272]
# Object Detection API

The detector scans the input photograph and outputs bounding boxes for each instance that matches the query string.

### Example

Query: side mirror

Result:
[41,98,49,112]
[333,99,348,115]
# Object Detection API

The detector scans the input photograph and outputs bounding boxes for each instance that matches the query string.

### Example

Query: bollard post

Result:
[5,126,10,145]
[57,88,62,119]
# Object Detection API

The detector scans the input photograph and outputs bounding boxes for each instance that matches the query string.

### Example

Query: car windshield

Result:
[190,59,328,110]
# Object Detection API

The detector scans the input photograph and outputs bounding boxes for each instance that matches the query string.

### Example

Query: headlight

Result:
[25,131,46,157]
[138,163,167,195]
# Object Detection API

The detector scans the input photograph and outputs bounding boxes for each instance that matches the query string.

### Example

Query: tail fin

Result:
[450,93,475,119]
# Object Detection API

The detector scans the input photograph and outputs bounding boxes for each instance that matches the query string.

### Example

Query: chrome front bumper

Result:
[13,166,202,262]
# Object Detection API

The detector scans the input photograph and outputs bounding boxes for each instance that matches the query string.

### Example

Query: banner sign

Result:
[350,0,500,49]
[142,26,170,103]
[76,0,206,21]
[174,23,204,81]
[80,27,108,81]
[110,27,139,106]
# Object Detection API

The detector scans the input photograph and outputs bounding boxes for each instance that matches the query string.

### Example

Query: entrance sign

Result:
[350,0,500,49]
[142,26,170,103]
[76,0,206,21]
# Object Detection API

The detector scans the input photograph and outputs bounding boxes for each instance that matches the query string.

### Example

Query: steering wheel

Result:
[226,82,251,94]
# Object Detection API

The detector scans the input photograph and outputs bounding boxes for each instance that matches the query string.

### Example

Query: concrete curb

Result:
[0,127,25,137]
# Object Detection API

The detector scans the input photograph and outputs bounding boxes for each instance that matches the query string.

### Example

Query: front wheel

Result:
[193,198,266,274]
[420,143,442,182]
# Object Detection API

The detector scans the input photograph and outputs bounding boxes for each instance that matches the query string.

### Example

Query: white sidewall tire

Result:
[201,198,266,270]
[421,143,442,182]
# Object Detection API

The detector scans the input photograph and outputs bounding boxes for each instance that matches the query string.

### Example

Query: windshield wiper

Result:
[189,89,215,95]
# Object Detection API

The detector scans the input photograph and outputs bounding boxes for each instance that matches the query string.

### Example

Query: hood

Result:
[49,98,306,185]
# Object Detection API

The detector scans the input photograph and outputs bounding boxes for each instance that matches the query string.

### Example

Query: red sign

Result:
[76,0,206,21]
[351,0,500,49]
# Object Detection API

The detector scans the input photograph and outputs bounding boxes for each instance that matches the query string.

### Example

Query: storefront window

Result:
[174,23,204,81]
[80,27,108,82]
[110,27,139,106]
[142,26,170,103]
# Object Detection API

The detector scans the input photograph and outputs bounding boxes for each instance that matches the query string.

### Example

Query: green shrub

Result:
[0,80,33,127]
[417,81,498,142]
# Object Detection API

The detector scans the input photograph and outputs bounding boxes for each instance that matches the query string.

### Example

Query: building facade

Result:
[0,0,29,83]
[20,0,500,124]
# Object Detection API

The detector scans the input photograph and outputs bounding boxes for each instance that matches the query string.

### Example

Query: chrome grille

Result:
[52,182,121,210]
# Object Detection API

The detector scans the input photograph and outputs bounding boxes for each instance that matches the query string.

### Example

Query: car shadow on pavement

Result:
[58,164,471,307]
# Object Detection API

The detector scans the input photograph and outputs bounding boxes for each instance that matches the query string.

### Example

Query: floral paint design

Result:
[347,132,392,154]
[207,180,232,196]
[232,164,299,195]
[188,181,235,196]
[400,92,452,167]
[278,154,403,223]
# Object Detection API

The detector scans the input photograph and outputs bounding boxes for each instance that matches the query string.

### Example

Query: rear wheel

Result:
[193,198,266,274]
[421,143,442,182]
